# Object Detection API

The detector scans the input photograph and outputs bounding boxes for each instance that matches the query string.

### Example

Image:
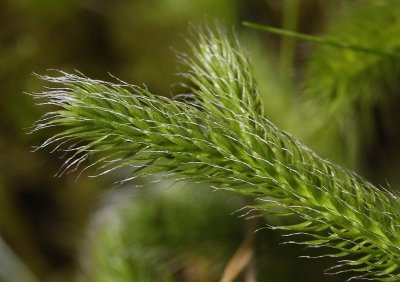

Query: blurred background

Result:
[1,0,400,281]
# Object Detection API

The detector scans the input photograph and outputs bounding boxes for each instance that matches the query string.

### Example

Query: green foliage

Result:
[302,1,400,168]
[82,186,246,282]
[0,1,242,279]
[33,27,400,281]
[245,1,400,170]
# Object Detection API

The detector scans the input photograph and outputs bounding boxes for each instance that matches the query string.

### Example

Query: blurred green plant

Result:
[32,25,400,280]
[81,185,247,282]
[301,1,400,169]
[245,1,400,175]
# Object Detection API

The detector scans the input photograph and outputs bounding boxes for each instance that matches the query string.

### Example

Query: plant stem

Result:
[243,21,400,58]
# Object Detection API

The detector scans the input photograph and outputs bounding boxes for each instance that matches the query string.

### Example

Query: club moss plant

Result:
[32,27,400,281]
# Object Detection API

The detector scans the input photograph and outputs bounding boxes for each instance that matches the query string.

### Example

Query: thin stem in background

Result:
[243,21,400,58]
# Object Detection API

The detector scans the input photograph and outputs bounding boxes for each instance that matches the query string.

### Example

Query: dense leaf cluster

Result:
[33,29,400,280]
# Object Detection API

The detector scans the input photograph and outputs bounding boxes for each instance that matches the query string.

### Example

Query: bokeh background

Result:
[1,0,400,281]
